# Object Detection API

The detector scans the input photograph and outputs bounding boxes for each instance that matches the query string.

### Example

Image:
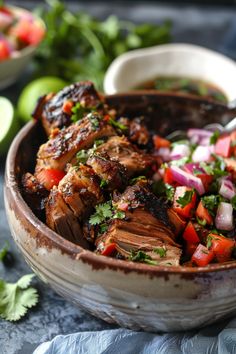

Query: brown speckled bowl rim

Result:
[5,92,236,276]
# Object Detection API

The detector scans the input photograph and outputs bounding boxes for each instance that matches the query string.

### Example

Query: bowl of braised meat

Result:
[5,81,236,332]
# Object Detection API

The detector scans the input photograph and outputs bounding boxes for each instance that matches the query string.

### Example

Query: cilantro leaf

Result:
[113,210,126,219]
[176,190,194,208]
[130,176,147,185]
[76,149,89,164]
[108,118,127,132]
[71,102,87,122]
[153,247,167,258]
[165,184,175,202]
[0,243,9,262]
[210,130,220,145]
[0,274,38,322]
[201,195,220,215]
[231,195,236,210]
[129,250,158,265]
[89,202,113,225]
[100,179,108,188]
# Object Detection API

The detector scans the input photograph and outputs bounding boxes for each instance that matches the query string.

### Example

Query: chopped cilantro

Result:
[89,201,113,225]
[201,195,220,215]
[0,243,9,262]
[152,180,166,196]
[129,250,158,266]
[71,102,86,122]
[200,160,227,178]
[0,274,38,322]
[170,157,189,167]
[108,118,127,131]
[87,113,101,131]
[153,247,167,258]
[231,195,236,210]
[210,130,220,145]
[76,149,89,164]
[206,235,213,249]
[165,184,175,202]
[196,216,207,226]
[113,210,126,219]
[130,176,147,185]
[100,179,108,188]
[99,223,108,234]
[176,190,194,208]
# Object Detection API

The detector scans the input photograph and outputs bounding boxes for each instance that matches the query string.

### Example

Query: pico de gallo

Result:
[0,5,45,61]
[152,128,236,267]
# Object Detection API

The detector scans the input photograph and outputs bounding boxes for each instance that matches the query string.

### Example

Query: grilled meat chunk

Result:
[95,184,181,265]
[58,165,103,219]
[33,81,103,135]
[35,113,115,172]
[118,117,150,146]
[96,136,155,177]
[21,173,49,215]
[87,153,128,191]
[46,186,89,248]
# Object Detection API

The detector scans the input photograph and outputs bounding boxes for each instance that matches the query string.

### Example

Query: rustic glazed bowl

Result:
[5,92,236,332]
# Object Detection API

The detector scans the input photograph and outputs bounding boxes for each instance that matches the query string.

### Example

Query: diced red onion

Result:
[169,166,205,195]
[192,145,214,163]
[184,163,204,174]
[170,144,190,160]
[155,147,170,162]
[215,202,234,231]
[219,179,236,200]
[187,129,213,145]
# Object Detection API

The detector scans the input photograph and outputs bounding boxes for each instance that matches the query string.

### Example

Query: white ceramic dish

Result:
[0,6,45,89]
[104,43,236,102]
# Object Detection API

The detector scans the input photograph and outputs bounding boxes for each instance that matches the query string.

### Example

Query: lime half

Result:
[17,76,67,123]
[0,97,19,155]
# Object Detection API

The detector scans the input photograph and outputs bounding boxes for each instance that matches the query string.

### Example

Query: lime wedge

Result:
[17,76,67,123]
[0,97,19,155]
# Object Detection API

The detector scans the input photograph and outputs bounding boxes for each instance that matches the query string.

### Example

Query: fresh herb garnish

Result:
[165,184,175,202]
[89,201,125,226]
[176,190,194,208]
[210,130,220,145]
[0,274,38,322]
[201,195,220,215]
[170,157,189,167]
[76,149,89,164]
[206,235,213,249]
[196,216,207,226]
[71,102,87,122]
[0,243,9,262]
[153,247,167,258]
[231,195,236,210]
[113,210,126,219]
[100,179,108,188]
[130,176,147,185]
[108,118,127,131]
[87,113,101,130]
[99,223,108,234]
[129,250,158,265]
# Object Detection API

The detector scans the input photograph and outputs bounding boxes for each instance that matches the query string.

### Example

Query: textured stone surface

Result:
[1,1,236,353]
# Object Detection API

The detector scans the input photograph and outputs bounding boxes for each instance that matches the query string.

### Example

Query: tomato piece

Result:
[37,169,65,190]
[215,135,231,158]
[173,186,197,219]
[62,100,74,115]
[191,244,214,267]
[101,243,116,256]
[183,222,200,243]
[0,39,10,60]
[208,233,235,263]
[185,242,198,258]
[196,174,213,192]
[196,201,213,225]
[0,6,12,15]
[153,135,170,149]
[10,19,45,46]
[163,168,180,187]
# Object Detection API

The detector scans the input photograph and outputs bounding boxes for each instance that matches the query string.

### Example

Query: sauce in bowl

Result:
[135,76,228,103]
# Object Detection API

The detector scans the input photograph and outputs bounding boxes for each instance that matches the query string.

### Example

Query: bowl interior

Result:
[9,92,236,273]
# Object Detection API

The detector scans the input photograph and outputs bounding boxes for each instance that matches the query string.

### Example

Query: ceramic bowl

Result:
[0,6,45,89]
[104,43,236,102]
[4,92,236,332]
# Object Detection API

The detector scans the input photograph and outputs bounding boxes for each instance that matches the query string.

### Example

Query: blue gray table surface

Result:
[1,1,236,353]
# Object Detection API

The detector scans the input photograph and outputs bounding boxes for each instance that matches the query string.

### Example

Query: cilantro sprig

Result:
[176,190,194,208]
[129,250,158,265]
[0,274,38,322]
[89,201,125,227]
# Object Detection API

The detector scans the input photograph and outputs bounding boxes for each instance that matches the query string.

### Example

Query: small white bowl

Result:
[0,6,45,89]
[104,43,236,102]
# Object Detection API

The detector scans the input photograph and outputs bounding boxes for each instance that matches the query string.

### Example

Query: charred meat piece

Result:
[87,152,128,191]
[33,81,103,135]
[95,184,181,265]
[58,165,103,219]
[35,113,115,172]
[118,117,150,146]
[21,173,49,216]
[96,136,155,177]
[46,186,89,248]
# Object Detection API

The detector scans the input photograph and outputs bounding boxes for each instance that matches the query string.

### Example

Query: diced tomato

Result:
[185,242,198,257]
[10,19,45,46]
[196,174,213,192]
[191,244,214,267]
[153,135,170,149]
[37,169,66,190]
[196,201,213,225]
[101,243,116,256]
[183,222,200,243]
[215,135,231,158]
[62,100,74,115]
[0,39,10,60]
[163,167,180,187]
[173,186,197,219]
[0,6,12,16]
[103,114,111,122]
[208,233,235,263]
[167,208,186,234]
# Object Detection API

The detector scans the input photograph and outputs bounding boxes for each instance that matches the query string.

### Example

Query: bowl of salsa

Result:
[104,43,236,104]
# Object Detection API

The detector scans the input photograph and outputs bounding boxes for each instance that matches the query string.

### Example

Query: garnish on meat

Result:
[22,81,236,267]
